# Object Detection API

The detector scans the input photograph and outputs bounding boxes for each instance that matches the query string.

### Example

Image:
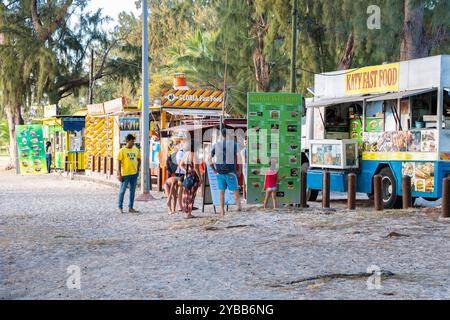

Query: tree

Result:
[400,0,449,60]
[0,0,117,166]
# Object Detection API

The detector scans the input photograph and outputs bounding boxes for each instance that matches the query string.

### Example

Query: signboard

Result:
[16,125,47,175]
[205,164,236,207]
[44,104,57,118]
[402,162,435,194]
[161,89,224,109]
[119,117,140,144]
[345,63,399,95]
[150,140,160,167]
[362,129,438,161]
[104,97,126,114]
[247,93,303,205]
[87,103,104,116]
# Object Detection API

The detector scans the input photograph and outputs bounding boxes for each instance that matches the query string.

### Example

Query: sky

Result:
[87,0,140,25]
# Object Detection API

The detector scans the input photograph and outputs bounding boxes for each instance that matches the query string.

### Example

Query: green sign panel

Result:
[16,124,47,175]
[247,93,303,206]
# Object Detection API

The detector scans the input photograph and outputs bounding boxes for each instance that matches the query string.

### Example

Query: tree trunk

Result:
[5,104,24,168]
[252,15,270,92]
[253,47,270,92]
[400,0,427,61]
[337,32,355,70]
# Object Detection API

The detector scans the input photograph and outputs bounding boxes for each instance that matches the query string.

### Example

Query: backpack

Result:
[214,141,237,174]
[166,153,178,175]
[182,163,199,190]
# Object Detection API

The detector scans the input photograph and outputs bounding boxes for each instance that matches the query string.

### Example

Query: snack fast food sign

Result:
[345,63,399,95]
[161,89,224,109]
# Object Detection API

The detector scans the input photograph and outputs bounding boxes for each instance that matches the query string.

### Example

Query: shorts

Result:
[216,173,239,191]
[266,187,278,192]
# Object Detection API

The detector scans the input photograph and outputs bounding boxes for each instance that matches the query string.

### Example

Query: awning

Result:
[164,108,228,117]
[161,124,218,133]
[366,87,436,102]
[62,117,85,132]
[307,95,368,108]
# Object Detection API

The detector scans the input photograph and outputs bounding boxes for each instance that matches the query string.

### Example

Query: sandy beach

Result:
[1,170,450,300]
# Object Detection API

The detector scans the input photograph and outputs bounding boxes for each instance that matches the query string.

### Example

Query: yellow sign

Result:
[363,152,438,161]
[345,63,399,95]
[161,89,224,109]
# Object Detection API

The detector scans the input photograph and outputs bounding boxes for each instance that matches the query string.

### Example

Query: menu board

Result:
[365,118,384,132]
[311,143,342,167]
[363,130,437,153]
[119,117,141,145]
[402,162,435,193]
[206,164,236,207]
[247,93,302,205]
[16,125,47,175]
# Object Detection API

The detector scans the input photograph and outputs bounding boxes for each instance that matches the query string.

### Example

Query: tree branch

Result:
[30,0,73,42]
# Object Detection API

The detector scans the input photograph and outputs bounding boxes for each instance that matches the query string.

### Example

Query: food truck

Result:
[305,55,450,208]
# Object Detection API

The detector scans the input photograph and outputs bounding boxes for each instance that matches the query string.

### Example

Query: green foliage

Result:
[1,0,449,120]
[0,119,9,149]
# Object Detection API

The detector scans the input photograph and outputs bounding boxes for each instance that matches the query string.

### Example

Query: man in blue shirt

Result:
[209,128,242,216]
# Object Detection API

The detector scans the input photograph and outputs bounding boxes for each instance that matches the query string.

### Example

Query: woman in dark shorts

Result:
[179,140,201,219]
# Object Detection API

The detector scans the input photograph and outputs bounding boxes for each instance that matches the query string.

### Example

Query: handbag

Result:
[182,163,198,190]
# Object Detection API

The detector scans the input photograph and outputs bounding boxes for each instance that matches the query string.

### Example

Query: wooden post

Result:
[97,156,102,173]
[373,175,383,211]
[64,155,69,172]
[110,157,114,176]
[91,155,96,172]
[322,171,330,209]
[301,171,307,208]
[158,167,163,192]
[402,176,412,209]
[442,178,450,218]
[348,173,356,210]
[103,157,107,175]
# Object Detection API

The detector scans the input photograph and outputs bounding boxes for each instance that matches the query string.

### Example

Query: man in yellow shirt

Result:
[117,134,141,214]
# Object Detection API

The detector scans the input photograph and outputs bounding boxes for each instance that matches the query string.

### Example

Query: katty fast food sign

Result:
[161,89,224,109]
[345,63,399,95]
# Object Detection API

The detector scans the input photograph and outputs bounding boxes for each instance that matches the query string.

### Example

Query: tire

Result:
[308,189,319,202]
[379,167,402,209]
[301,162,319,202]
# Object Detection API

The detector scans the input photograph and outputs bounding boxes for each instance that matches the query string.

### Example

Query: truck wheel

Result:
[302,162,319,202]
[379,167,402,209]
[308,189,319,202]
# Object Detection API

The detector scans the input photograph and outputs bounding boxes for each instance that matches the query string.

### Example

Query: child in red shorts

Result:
[263,159,286,209]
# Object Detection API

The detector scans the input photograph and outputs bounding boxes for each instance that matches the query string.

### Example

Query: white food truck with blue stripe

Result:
[303,55,450,209]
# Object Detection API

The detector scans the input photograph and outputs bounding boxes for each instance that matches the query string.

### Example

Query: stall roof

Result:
[161,123,218,133]
[366,87,436,102]
[164,108,229,117]
[307,95,369,108]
